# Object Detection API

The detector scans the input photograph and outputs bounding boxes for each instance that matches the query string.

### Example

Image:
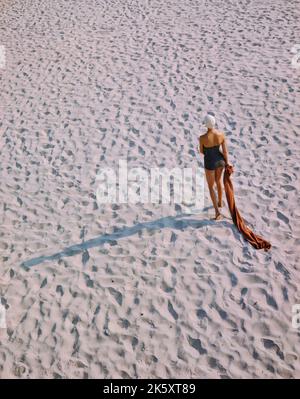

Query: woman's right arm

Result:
[199,136,204,154]
[221,133,229,165]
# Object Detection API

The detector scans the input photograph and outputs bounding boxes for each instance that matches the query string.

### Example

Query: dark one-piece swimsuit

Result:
[203,144,226,170]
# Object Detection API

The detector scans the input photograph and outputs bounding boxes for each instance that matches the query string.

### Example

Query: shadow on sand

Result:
[20,213,238,269]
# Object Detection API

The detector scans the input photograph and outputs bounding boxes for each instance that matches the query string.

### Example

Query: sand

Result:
[0,0,300,378]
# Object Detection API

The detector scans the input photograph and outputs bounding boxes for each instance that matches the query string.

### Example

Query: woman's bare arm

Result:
[221,133,229,165]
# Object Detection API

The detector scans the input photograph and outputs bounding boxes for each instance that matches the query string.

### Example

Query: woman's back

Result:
[200,129,226,171]
[201,129,224,148]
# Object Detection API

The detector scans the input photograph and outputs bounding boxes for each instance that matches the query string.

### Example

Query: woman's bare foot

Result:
[210,211,222,221]
[215,212,222,220]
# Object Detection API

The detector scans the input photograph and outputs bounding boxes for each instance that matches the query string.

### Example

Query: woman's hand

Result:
[225,163,234,174]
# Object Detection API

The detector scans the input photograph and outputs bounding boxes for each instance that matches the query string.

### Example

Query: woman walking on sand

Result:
[198,114,271,250]
[199,114,230,220]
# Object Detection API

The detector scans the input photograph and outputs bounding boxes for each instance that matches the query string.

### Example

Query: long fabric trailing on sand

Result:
[223,165,271,251]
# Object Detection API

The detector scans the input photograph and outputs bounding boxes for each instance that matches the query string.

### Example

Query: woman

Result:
[198,114,230,220]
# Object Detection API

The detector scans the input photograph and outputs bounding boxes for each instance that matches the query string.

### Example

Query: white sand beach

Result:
[0,0,300,378]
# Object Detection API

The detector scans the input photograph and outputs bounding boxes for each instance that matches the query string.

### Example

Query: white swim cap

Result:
[204,114,216,129]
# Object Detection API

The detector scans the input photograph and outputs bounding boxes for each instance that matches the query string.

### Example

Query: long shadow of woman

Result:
[20,213,240,269]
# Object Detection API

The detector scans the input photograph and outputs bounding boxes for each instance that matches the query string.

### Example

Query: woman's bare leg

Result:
[215,166,224,207]
[205,169,221,219]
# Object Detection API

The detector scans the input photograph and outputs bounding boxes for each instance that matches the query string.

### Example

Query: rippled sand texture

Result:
[1,0,300,378]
